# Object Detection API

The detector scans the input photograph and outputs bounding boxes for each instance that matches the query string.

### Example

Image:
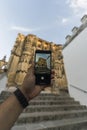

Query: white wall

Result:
[63,27,87,106]
[0,73,7,93]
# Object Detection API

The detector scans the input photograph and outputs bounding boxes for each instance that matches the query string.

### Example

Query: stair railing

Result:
[70,84,87,94]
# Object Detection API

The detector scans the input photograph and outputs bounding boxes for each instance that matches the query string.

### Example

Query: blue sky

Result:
[0,0,87,61]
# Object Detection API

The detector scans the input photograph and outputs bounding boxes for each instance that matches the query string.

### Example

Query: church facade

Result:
[1,34,68,94]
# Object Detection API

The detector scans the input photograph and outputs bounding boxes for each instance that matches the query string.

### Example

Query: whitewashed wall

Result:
[0,73,7,93]
[63,27,87,106]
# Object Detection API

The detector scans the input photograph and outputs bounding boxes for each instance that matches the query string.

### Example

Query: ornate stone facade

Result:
[7,34,68,93]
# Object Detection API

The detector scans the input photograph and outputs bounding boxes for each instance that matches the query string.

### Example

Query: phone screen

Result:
[35,50,51,85]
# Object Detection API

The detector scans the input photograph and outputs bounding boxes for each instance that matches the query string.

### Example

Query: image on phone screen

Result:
[35,50,51,85]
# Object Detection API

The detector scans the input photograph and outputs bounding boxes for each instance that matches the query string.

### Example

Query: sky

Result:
[0,0,87,61]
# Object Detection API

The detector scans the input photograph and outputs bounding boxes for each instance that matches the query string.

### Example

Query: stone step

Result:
[29,100,80,105]
[0,91,68,96]
[38,92,68,96]
[0,91,59,97]
[16,110,87,124]
[0,96,74,102]
[12,117,87,130]
[0,91,12,98]
[31,98,74,103]
[0,99,78,106]
[34,96,74,100]
[37,93,69,97]
[24,104,87,113]
[1,91,87,129]
[0,91,69,100]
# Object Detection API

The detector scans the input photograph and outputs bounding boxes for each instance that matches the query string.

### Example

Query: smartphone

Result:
[35,50,51,85]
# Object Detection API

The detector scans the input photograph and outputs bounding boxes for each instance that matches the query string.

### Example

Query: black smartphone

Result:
[35,50,51,85]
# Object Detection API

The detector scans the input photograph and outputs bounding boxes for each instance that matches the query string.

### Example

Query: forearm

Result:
[0,93,24,130]
[0,64,43,130]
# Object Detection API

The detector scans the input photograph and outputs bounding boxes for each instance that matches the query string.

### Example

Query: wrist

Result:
[19,88,30,102]
[14,88,29,108]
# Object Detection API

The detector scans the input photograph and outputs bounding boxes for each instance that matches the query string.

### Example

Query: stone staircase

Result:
[0,91,87,130]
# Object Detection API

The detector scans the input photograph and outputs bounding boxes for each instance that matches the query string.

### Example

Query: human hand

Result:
[20,65,45,101]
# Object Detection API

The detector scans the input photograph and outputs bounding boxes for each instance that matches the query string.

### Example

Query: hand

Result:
[20,65,45,101]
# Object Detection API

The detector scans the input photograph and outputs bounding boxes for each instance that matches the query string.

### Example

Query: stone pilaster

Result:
[7,33,25,87]
[15,35,34,86]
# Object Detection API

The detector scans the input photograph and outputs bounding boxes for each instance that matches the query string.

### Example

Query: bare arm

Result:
[0,94,23,130]
[0,65,44,130]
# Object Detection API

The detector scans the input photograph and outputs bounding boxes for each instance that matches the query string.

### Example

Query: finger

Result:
[35,85,44,90]
[25,65,34,78]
